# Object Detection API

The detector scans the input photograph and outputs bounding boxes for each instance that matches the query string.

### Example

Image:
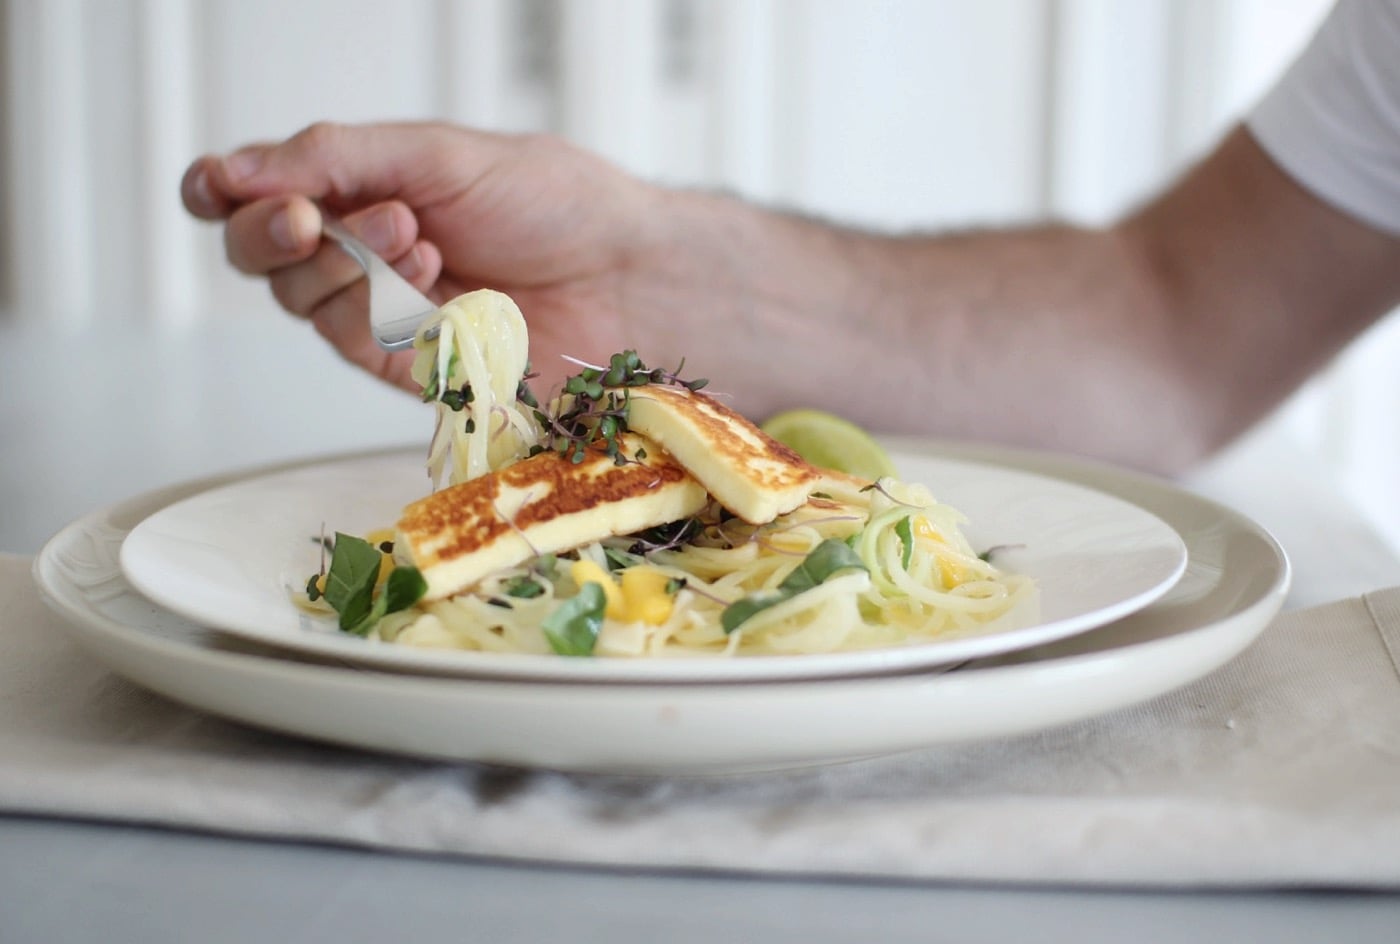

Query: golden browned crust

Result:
[398,438,694,570]
[627,385,820,508]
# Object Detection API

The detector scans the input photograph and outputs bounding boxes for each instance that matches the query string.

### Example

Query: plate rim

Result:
[115,447,1190,682]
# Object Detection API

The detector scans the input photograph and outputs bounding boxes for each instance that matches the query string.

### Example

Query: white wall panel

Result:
[558,0,663,176]
[772,0,1053,228]
[1163,0,1230,164]
[438,0,511,130]
[653,0,709,185]
[196,0,444,321]
[137,0,200,326]
[1330,317,1400,552]
[81,1,144,322]
[705,0,780,199]
[1049,0,1175,223]
[5,0,95,326]
[200,0,442,146]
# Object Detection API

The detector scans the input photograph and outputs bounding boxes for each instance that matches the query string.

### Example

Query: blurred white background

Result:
[3,0,1399,550]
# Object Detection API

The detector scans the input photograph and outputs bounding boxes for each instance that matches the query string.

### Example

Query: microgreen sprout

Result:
[439,384,474,412]
[977,543,1025,562]
[627,517,701,556]
[534,350,710,467]
[515,363,540,410]
[859,479,923,508]
[492,495,542,558]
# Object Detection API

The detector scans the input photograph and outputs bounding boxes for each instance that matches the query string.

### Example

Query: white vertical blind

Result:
[769,0,1053,227]
[558,0,663,175]
[195,0,445,321]
[6,0,95,326]
[1048,0,1177,223]
[438,0,510,129]
[705,0,780,199]
[137,0,200,327]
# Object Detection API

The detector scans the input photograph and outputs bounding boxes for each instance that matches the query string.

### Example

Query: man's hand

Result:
[181,121,660,394]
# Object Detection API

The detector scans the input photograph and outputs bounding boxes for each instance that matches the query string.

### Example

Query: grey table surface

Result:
[4,319,1400,942]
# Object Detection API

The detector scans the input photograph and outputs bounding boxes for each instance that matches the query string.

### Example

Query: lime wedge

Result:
[760,409,897,479]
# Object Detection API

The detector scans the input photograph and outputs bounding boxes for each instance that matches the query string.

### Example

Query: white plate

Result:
[117,449,1188,682]
[35,443,1287,774]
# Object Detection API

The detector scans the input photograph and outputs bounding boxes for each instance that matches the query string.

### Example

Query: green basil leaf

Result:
[722,540,867,634]
[895,516,914,570]
[345,590,388,638]
[324,533,382,632]
[780,539,865,594]
[542,582,606,656]
[720,589,787,634]
[382,566,427,612]
[345,566,427,638]
[324,533,425,638]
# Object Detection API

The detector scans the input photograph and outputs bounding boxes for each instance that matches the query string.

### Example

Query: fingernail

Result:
[275,200,320,252]
[269,207,303,252]
[358,210,397,253]
[223,148,264,182]
[190,168,215,211]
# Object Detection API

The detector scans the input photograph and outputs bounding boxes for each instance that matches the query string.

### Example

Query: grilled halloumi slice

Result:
[624,385,820,524]
[396,434,708,600]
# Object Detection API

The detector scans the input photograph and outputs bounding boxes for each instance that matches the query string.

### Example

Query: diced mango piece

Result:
[570,559,626,619]
[939,557,970,588]
[619,567,676,626]
[913,517,941,543]
[912,517,969,587]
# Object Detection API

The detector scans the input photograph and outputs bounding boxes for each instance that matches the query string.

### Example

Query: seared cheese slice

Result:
[624,385,820,524]
[396,434,708,600]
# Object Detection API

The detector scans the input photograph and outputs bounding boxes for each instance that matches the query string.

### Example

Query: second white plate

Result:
[118,449,1187,682]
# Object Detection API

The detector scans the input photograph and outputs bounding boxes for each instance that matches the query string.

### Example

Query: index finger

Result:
[180,155,240,220]
[204,122,480,211]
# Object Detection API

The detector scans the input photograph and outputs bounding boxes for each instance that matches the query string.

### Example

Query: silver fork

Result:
[321,216,438,351]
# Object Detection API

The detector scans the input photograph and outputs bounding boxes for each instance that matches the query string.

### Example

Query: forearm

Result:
[1121,130,1400,456]
[631,129,1400,474]
[631,190,1196,472]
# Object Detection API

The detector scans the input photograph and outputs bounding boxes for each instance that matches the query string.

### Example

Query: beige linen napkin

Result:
[3,552,1399,889]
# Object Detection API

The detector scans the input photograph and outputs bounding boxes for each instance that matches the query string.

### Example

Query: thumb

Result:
[207,121,496,210]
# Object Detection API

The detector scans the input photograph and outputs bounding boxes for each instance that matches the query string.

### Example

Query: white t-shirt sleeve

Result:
[1248,0,1400,237]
